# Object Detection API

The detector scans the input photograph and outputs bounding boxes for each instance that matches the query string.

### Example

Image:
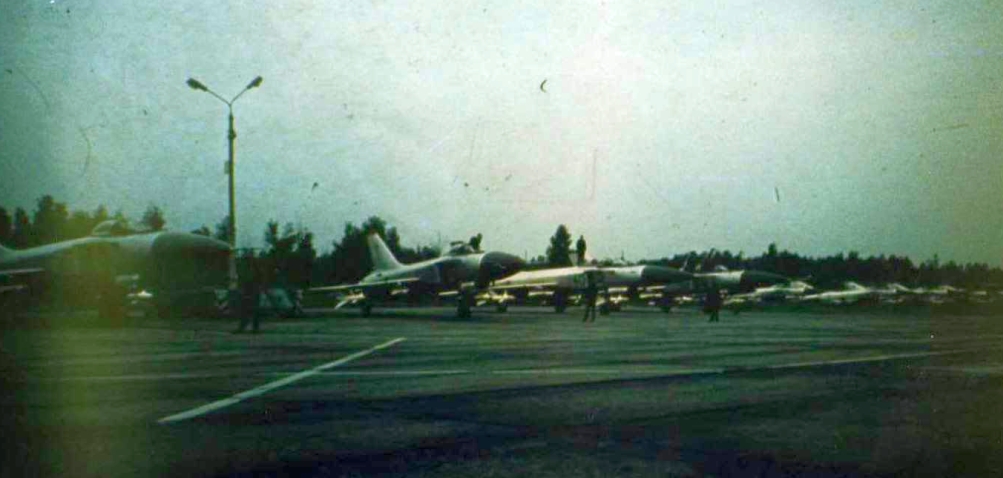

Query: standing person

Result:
[582,271,598,323]
[704,288,722,323]
[469,233,483,252]
[576,235,587,266]
[236,262,262,333]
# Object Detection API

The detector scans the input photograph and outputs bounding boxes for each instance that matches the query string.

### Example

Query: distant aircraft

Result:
[725,280,815,305]
[0,220,231,319]
[692,265,791,293]
[800,281,878,304]
[870,282,923,304]
[309,233,524,318]
[911,284,966,304]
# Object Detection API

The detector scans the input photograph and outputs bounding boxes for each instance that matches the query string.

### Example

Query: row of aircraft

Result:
[2,223,993,321]
[309,234,791,317]
[723,280,994,308]
[309,234,997,316]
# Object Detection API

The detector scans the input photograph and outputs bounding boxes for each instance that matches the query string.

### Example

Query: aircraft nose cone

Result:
[641,265,693,284]
[480,252,525,280]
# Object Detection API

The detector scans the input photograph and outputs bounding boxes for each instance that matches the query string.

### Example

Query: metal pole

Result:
[185,76,261,315]
[227,108,238,293]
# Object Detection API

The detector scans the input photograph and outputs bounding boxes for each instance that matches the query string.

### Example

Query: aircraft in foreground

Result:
[309,234,524,318]
[0,220,231,319]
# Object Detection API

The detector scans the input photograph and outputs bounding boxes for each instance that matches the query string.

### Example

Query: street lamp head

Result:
[186,78,208,92]
[247,76,263,89]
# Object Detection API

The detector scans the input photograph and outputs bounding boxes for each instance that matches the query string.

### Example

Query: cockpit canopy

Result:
[90,220,142,237]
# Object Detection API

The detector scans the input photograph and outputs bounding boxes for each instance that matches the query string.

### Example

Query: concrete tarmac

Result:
[4,306,1003,477]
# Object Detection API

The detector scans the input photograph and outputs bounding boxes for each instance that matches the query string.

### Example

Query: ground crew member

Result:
[705,288,723,323]
[583,271,598,323]
[236,263,262,333]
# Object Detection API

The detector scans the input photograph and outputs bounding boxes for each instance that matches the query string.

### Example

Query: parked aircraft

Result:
[0,220,231,319]
[309,233,524,318]
[800,281,878,304]
[693,265,791,293]
[868,282,923,304]
[488,264,692,313]
[725,280,815,305]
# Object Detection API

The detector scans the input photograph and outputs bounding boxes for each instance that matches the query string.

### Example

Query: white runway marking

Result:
[157,337,406,424]
[156,343,996,424]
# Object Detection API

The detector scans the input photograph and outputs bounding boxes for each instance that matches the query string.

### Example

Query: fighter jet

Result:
[488,264,693,313]
[309,233,523,318]
[800,281,878,304]
[725,280,815,306]
[693,265,791,293]
[0,220,231,319]
[870,282,924,304]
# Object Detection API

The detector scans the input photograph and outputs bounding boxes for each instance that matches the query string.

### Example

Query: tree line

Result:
[2,195,1001,290]
[0,195,166,248]
[638,244,1003,289]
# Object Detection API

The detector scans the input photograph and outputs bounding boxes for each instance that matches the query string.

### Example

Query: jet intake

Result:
[640,265,693,285]
[739,271,789,290]
[477,252,525,288]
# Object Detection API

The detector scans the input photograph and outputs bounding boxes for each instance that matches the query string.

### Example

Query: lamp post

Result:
[186,76,263,303]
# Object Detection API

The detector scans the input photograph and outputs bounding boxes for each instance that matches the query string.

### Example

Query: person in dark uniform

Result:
[582,271,598,323]
[575,235,587,265]
[704,288,722,323]
[236,263,262,333]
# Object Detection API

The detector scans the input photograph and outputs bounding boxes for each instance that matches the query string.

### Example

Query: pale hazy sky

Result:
[2,0,1001,264]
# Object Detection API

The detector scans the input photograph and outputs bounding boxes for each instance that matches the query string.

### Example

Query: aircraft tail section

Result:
[845,281,867,291]
[367,234,403,271]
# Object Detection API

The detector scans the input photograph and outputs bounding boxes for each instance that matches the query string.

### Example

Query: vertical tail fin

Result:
[367,234,403,271]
